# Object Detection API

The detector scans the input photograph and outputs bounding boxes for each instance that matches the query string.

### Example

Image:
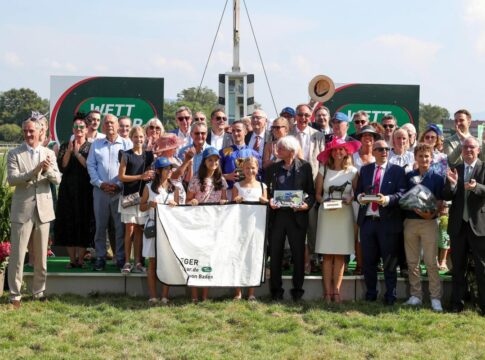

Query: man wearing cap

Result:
[381,115,397,149]
[310,106,333,135]
[325,112,356,144]
[169,106,193,148]
[245,110,271,159]
[178,121,209,178]
[87,114,132,271]
[349,111,370,139]
[220,120,261,200]
[206,109,233,150]
[356,139,407,305]
[7,116,61,308]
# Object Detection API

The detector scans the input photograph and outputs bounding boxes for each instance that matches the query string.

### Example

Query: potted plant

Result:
[0,152,13,295]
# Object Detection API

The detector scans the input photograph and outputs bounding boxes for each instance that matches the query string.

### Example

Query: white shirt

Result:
[26,144,41,166]
[210,130,224,150]
[364,162,390,217]
[177,129,192,148]
[295,126,311,161]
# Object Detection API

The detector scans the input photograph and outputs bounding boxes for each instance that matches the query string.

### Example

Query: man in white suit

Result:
[291,103,325,272]
[7,117,61,308]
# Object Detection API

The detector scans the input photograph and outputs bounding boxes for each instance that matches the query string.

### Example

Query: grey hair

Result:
[190,120,207,133]
[277,135,301,159]
[144,118,164,133]
[176,106,192,116]
[252,109,267,119]
[401,123,416,135]
[352,111,369,121]
[22,118,43,130]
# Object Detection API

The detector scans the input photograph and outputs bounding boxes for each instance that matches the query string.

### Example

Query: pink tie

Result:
[371,165,382,211]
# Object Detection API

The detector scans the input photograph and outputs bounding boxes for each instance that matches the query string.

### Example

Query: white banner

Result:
[156,203,267,287]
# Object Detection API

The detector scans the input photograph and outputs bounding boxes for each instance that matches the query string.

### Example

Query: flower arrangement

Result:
[0,241,10,272]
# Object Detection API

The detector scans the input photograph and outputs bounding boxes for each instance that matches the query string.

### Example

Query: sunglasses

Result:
[194,117,206,121]
[215,116,227,122]
[374,147,390,152]
[271,125,286,130]
[354,120,366,125]
[177,116,191,121]
[424,135,437,140]
[73,124,85,130]
[297,113,311,118]
[194,132,207,136]
[149,126,162,130]
[382,124,395,129]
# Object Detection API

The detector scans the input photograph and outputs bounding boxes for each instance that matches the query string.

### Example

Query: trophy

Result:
[361,185,380,202]
[235,158,246,181]
[323,181,351,210]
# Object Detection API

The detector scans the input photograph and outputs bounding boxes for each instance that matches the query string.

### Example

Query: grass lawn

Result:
[1,294,484,359]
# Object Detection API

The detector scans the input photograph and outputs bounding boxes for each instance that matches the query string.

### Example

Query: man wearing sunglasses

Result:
[206,108,233,150]
[349,111,369,139]
[324,112,356,144]
[356,139,406,306]
[381,115,397,148]
[178,121,209,176]
[169,106,193,148]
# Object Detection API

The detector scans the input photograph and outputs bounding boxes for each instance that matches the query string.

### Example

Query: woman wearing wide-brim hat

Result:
[315,137,361,303]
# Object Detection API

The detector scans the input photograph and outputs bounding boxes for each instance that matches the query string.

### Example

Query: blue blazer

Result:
[355,162,406,232]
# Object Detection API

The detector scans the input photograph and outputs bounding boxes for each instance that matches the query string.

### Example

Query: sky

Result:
[1,0,485,119]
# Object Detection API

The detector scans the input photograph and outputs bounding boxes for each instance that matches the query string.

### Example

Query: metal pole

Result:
[232,0,240,72]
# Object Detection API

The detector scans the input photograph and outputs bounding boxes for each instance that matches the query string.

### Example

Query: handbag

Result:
[120,152,146,208]
[144,217,156,238]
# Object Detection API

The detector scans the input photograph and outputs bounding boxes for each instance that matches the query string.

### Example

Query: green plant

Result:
[0,153,13,242]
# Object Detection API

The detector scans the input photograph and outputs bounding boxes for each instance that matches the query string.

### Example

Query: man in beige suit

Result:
[7,118,61,308]
[291,103,325,272]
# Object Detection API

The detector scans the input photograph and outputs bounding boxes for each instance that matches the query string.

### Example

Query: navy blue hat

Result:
[280,107,296,117]
[427,124,443,137]
[154,157,174,169]
[202,147,220,160]
[332,112,349,122]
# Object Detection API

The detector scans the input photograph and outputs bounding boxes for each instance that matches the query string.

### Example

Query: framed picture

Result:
[273,190,304,207]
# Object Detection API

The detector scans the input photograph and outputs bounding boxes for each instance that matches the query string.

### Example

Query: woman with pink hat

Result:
[314,137,361,303]
[156,133,194,204]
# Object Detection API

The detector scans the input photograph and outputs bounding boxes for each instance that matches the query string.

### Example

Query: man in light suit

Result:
[291,103,325,272]
[7,118,61,308]
[245,109,271,157]
[443,137,485,314]
[356,140,406,305]
[443,109,474,167]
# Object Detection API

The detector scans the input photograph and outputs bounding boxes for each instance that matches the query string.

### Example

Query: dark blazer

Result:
[355,162,406,232]
[442,159,485,237]
[324,133,356,144]
[206,131,233,149]
[245,130,272,146]
[264,158,315,229]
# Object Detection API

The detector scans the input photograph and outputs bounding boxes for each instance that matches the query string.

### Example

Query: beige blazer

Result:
[7,143,61,224]
[291,126,325,180]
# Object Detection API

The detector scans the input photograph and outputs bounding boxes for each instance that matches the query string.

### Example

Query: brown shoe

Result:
[10,300,21,309]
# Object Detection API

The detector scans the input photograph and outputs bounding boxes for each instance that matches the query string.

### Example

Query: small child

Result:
[140,157,179,305]
[186,147,228,303]
[232,157,268,301]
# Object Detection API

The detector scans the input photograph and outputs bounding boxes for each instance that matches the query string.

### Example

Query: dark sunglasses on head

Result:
[73,124,85,130]
[177,116,190,121]
[374,147,390,152]
[382,124,395,129]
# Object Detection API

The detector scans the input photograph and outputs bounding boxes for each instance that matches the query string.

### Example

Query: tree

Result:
[419,103,450,132]
[0,88,49,126]
[162,86,218,130]
[0,123,22,142]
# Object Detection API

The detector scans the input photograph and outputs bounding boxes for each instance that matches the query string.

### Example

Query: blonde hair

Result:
[144,118,164,135]
[327,150,352,171]
[128,125,144,139]
[242,156,259,169]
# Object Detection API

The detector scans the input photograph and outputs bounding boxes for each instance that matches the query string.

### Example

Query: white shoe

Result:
[431,299,443,312]
[160,297,169,305]
[405,296,422,306]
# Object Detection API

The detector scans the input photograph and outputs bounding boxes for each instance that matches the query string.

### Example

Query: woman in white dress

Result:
[315,137,361,303]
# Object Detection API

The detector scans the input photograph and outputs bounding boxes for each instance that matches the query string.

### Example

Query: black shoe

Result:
[34,296,48,302]
[93,257,106,271]
[451,304,464,313]
[290,288,304,302]
[383,298,396,306]
[116,260,125,270]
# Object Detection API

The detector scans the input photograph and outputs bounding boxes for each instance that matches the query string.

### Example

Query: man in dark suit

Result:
[206,108,233,150]
[168,106,193,148]
[443,136,485,313]
[324,112,356,144]
[355,140,406,305]
[245,109,271,156]
[265,136,315,301]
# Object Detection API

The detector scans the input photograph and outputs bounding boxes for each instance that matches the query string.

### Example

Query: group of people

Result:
[6,105,485,315]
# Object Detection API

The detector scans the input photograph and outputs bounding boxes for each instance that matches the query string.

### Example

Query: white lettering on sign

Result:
[90,104,137,116]
[347,110,393,122]
[133,118,143,126]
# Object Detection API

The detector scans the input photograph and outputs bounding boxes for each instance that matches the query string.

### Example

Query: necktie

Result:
[253,135,261,152]
[463,165,472,221]
[371,165,382,211]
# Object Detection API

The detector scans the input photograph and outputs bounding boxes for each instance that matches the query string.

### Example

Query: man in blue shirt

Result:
[178,121,209,177]
[87,114,132,271]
